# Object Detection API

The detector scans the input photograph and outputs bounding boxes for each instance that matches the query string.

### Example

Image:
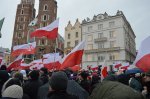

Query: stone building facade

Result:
[64,19,81,54]
[81,11,136,68]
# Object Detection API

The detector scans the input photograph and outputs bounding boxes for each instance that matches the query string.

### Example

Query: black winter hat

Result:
[49,71,68,91]
[29,70,39,80]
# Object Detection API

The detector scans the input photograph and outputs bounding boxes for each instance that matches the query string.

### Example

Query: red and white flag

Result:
[12,42,36,57]
[7,54,23,71]
[29,59,44,70]
[120,62,130,70]
[114,63,122,68]
[134,36,150,72]
[30,19,59,39]
[43,53,62,70]
[18,59,31,70]
[60,41,85,70]
[101,60,108,81]
[0,57,3,65]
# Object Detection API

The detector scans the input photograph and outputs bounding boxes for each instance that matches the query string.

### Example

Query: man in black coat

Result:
[23,70,42,99]
[47,71,79,99]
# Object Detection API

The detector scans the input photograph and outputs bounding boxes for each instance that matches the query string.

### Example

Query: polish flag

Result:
[7,54,23,71]
[30,19,59,39]
[43,53,62,70]
[120,62,130,70]
[29,59,44,70]
[101,60,108,81]
[134,36,150,72]
[0,57,2,65]
[18,59,30,70]
[12,42,36,57]
[114,63,122,68]
[60,41,85,70]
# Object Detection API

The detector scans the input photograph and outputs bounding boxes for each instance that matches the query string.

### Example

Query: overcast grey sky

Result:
[0,0,150,50]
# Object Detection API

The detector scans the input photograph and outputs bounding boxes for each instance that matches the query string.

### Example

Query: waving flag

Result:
[30,19,59,39]
[0,57,2,65]
[134,36,150,72]
[7,54,23,71]
[29,59,44,70]
[60,41,85,70]
[43,53,62,70]
[101,60,108,81]
[12,42,36,56]
[120,62,130,70]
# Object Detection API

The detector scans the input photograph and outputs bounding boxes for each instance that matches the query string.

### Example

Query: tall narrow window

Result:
[76,32,78,38]
[43,15,47,21]
[98,24,103,30]
[43,4,48,11]
[68,34,70,39]
[109,21,115,28]
[21,10,24,15]
[67,42,70,47]
[75,40,78,46]
[98,33,103,38]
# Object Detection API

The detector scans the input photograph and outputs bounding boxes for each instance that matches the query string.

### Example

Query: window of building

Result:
[98,24,103,30]
[75,40,78,46]
[22,4,24,8]
[88,35,93,42]
[20,17,24,22]
[88,26,93,32]
[109,54,115,60]
[109,21,115,28]
[98,56,105,61]
[98,42,104,48]
[110,41,116,48]
[43,22,47,27]
[21,10,24,15]
[68,34,70,39]
[41,39,45,45]
[17,32,22,38]
[43,15,47,21]
[87,54,92,61]
[76,32,78,38]
[109,31,116,38]
[19,25,23,30]
[43,4,48,11]
[98,33,103,38]
[67,42,70,47]
[87,44,93,50]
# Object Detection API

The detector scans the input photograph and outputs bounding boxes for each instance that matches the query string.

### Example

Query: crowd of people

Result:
[0,64,150,99]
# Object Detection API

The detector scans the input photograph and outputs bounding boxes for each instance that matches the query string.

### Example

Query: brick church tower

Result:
[11,0,63,62]
[34,0,58,59]
[11,0,35,53]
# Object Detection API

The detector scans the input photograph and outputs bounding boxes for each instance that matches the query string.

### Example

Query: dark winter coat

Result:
[0,70,9,97]
[80,79,91,94]
[37,82,49,99]
[67,80,89,99]
[23,79,42,99]
[47,91,79,99]
[129,77,143,92]
[89,81,145,99]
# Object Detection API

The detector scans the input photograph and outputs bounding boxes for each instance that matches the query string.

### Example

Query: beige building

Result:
[82,11,136,69]
[64,19,81,54]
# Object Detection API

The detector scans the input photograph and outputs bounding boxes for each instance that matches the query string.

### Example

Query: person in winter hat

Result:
[2,85,23,99]
[89,81,145,99]
[48,71,79,99]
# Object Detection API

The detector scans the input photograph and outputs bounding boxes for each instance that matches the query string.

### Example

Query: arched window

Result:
[43,4,48,11]
[43,15,47,21]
